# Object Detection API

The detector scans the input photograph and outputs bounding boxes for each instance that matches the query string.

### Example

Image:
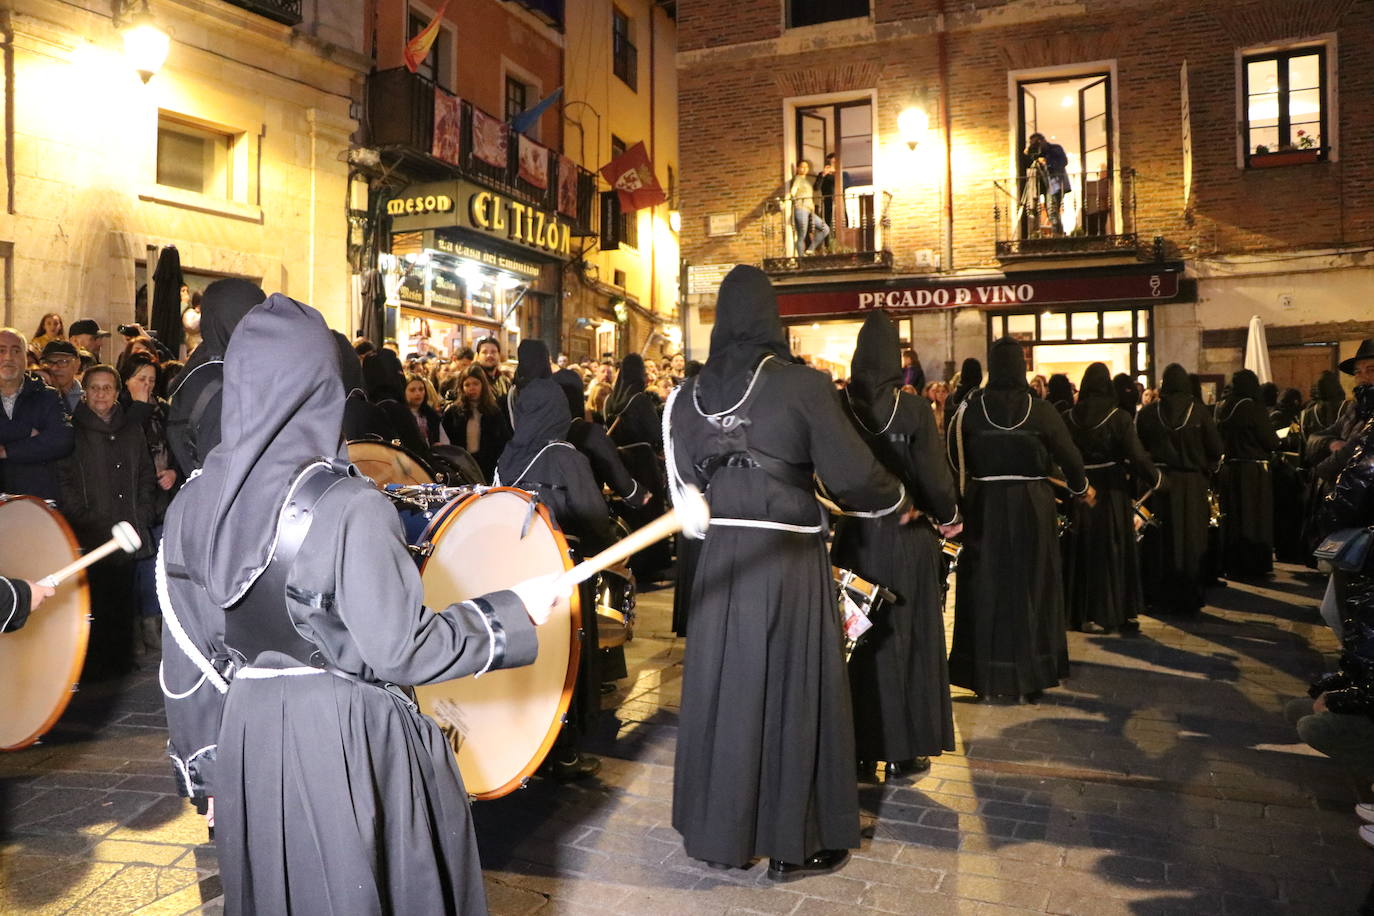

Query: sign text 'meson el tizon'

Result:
[775,270,1181,319]
[388,180,573,260]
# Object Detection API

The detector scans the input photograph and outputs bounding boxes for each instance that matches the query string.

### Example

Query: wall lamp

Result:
[113,1,169,83]
[897,106,930,151]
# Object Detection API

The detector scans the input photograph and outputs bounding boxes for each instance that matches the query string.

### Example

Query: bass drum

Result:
[347,439,435,488]
[410,488,580,799]
[0,495,90,751]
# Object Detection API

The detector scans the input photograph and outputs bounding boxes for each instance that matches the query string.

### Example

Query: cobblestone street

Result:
[3,565,1373,914]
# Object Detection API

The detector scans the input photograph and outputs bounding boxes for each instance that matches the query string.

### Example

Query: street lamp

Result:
[897,106,929,151]
[114,1,169,83]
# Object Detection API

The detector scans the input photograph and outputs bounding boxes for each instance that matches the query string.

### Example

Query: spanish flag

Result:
[404,2,450,74]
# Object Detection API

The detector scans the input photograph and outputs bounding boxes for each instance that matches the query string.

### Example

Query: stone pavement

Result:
[4,564,1373,914]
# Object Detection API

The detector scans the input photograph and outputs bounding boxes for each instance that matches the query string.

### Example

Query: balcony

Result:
[762,189,893,275]
[504,0,564,28]
[993,168,1140,262]
[365,68,598,237]
[222,0,302,26]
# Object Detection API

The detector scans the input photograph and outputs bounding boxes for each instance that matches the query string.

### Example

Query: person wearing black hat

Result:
[1136,364,1225,615]
[40,340,83,415]
[1214,369,1282,578]
[1060,363,1160,634]
[834,313,962,780]
[1340,338,1374,384]
[158,294,560,915]
[946,337,1091,702]
[665,265,905,878]
[0,327,74,503]
[166,279,265,475]
[1308,341,1374,489]
[67,318,111,364]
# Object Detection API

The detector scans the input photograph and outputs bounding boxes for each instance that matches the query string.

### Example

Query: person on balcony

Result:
[816,153,850,251]
[1022,133,1071,237]
[787,160,830,257]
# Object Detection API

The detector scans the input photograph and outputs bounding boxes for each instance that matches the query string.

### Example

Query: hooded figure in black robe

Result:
[165,278,264,475]
[509,338,553,412]
[832,313,960,773]
[1270,387,1307,563]
[945,357,982,429]
[553,369,640,504]
[604,353,670,581]
[361,348,430,459]
[1136,364,1224,614]
[1215,368,1281,578]
[1060,363,1160,632]
[946,338,1088,699]
[1046,373,1074,412]
[1114,372,1141,416]
[158,294,545,916]
[665,265,904,874]
[335,331,395,443]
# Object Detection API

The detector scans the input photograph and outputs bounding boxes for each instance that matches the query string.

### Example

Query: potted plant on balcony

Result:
[1250,132,1325,168]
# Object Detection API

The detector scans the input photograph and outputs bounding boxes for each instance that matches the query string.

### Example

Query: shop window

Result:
[505,75,529,123]
[1242,45,1328,165]
[157,116,235,199]
[408,6,453,90]
[1101,310,1133,339]
[1039,312,1067,340]
[612,8,637,91]
[789,0,869,29]
[1070,312,1098,341]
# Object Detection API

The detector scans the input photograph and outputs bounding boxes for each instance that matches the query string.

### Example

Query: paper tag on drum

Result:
[841,592,872,642]
[430,698,469,755]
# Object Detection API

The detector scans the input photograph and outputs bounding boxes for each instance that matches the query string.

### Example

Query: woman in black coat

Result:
[440,366,511,484]
[1215,369,1282,578]
[58,365,159,679]
[361,349,429,458]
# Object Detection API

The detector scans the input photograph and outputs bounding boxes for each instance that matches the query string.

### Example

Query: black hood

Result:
[553,368,586,419]
[515,338,552,389]
[1278,387,1303,412]
[606,353,647,420]
[986,338,1027,391]
[176,278,264,389]
[846,312,902,430]
[333,331,364,397]
[1114,373,1139,414]
[1260,382,1279,407]
[1316,370,1345,404]
[697,265,792,413]
[496,377,571,484]
[361,349,407,403]
[1072,362,1115,425]
[951,358,983,404]
[1158,363,1195,426]
[1046,373,1074,407]
[166,294,345,607]
[1229,369,1262,401]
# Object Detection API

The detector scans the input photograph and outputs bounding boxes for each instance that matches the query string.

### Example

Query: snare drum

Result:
[0,495,90,751]
[405,488,581,800]
[595,562,636,650]
[833,566,898,661]
[348,439,436,488]
[383,484,481,550]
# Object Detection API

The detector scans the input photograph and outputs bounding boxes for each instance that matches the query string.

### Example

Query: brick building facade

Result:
[677,0,1374,395]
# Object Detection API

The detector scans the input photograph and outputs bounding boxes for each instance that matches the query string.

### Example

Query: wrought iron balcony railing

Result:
[223,0,302,26]
[365,68,598,237]
[993,167,1139,260]
[761,188,893,275]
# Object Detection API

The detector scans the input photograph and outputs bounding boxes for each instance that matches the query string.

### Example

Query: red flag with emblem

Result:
[599,141,666,213]
[404,2,450,73]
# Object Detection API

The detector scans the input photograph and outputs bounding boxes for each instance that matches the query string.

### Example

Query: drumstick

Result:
[37,522,142,588]
[556,486,710,590]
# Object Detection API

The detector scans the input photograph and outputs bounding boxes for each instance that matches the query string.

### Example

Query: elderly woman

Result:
[58,365,158,679]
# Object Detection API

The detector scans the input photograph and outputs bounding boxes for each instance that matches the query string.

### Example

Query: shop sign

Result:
[430,266,463,311]
[392,180,574,260]
[777,271,1181,319]
[429,230,543,279]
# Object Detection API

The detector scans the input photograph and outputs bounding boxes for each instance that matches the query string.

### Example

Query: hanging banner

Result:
[557,154,579,218]
[471,107,508,169]
[432,90,462,166]
[518,134,549,189]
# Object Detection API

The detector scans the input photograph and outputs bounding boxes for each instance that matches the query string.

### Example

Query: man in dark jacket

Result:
[1023,132,1072,236]
[0,328,75,502]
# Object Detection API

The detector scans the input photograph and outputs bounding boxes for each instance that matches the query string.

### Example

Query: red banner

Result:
[431,90,461,166]
[518,134,548,189]
[471,107,508,169]
[776,271,1182,319]
[599,141,665,213]
[557,154,579,218]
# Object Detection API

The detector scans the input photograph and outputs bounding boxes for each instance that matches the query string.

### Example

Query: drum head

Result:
[347,440,435,487]
[0,496,90,751]
[412,488,579,799]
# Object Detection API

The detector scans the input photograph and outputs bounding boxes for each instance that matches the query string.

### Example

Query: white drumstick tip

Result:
[112,522,142,555]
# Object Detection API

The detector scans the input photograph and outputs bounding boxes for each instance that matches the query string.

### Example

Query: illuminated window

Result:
[157,117,234,199]
[1243,46,1327,164]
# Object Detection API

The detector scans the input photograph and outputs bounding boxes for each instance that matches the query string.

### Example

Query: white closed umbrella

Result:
[1244,315,1272,385]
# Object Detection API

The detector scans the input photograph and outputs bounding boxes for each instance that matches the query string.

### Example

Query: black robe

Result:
[1215,387,1281,577]
[1060,380,1159,631]
[610,390,671,582]
[1135,378,1224,614]
[946,384,1087,697]
[667,357,904,866]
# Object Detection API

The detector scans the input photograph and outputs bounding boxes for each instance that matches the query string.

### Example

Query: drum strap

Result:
[224,461,351,668]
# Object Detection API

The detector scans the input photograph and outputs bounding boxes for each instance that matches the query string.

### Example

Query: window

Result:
[612,9,637,91]
[1243,46,1327,163]
[157,117,234,198]
[505,76,529,123]
[407,7,453,89]
[792,99,875,249]
[1016,73,1113,238]
[600,191,638,250]
[789,0,868,29]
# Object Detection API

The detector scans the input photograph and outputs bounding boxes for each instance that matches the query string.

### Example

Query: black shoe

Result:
[1023,690,1044,705]
[885,758,931,780]
[857,759,878,781]
[1119,619,1141,634]
[703,859,748,871]
[768,849,850,881]
[550,752,601,782]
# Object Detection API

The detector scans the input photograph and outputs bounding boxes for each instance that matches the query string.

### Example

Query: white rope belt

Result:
[970,475,1046,482]
[1084,461,1119,470]
[235,666,326,680]
[711,517,825,534]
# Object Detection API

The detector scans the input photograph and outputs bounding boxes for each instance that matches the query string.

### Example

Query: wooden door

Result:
[1268,344,1336,394]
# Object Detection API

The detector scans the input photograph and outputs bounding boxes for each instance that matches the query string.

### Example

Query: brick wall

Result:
[678,0,1374,274]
